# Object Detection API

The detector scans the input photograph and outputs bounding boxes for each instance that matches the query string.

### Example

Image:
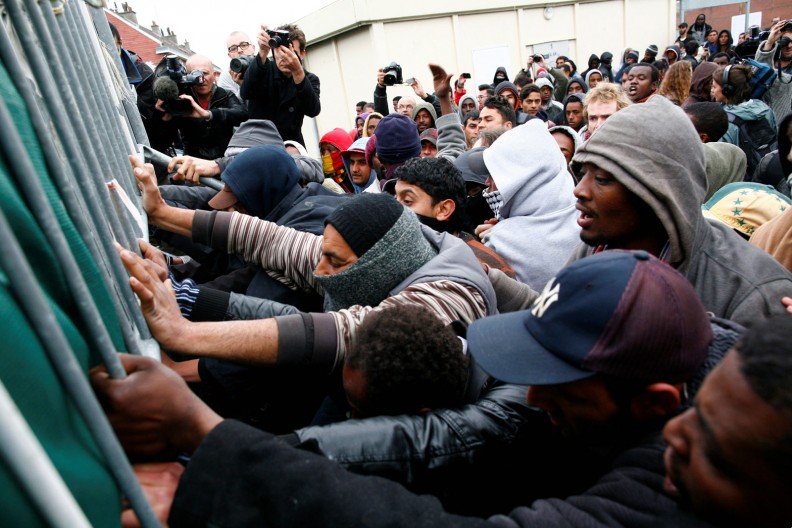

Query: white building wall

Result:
[296,0,675,155]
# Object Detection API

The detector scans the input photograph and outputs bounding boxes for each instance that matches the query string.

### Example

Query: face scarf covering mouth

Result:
[482,189,504,220]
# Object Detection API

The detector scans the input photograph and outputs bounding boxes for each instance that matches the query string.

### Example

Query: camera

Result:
[532,54,544,63]
[779,36,792,48]
[382,62,403,86]
[267,29,291,48]
[153,55,206,116]
[782,19,792,33]
[161,55,205,87]
[230,55,253,75]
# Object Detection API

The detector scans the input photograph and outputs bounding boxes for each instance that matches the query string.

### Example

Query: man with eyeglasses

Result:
[218,31,255,98]
[240,23,320,146]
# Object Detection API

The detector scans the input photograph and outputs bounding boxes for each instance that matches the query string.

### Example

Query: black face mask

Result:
[465,193,494,229]
[415,213,453,233]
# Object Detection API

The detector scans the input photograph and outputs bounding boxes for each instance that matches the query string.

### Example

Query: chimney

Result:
[118,2,138,24]
[151,21,161,36]
[162,28,178,46]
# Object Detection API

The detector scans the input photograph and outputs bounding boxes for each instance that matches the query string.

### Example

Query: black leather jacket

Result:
[175,86,248,160]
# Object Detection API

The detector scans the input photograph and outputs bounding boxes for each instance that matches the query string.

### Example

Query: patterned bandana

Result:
[483,189,504,220]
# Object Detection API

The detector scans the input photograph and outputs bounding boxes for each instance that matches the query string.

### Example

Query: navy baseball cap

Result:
[468,251,713,386]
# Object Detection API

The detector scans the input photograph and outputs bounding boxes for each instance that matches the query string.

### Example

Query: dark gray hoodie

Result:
[572,95,792,326]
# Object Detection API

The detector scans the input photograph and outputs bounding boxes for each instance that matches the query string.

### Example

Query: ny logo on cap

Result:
[531,279,560,318]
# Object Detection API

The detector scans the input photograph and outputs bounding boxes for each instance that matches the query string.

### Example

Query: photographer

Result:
[756,18,792,123]
[218,31,255,98]
[241,23,320,146]
[155,54,248,161]
[372,65,441,117]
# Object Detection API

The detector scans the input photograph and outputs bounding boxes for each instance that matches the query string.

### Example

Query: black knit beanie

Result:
[325,193,404,257]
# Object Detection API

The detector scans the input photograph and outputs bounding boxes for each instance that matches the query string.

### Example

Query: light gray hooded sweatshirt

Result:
[572,95,792,326]
[482,119,580,289]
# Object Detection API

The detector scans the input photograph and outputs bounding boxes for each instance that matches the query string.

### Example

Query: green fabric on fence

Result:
[0,63,124,525]
[0,61,126,354]
[0,265,121,526]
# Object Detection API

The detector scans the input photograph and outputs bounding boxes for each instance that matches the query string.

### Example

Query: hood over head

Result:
[216,145,301,219]
[687,61,718,103]
[320,128,354,152]
[573,95,707,266]
[588,54,600,67]
[567,75,589,94]
[492,66,510,86]
[483,118,575,218]
[494,81,521,110]
[362,112,384,137]
[702,142,747,201]
[411,101,438,125]
[665,45,681,61]
[457,93,478,120]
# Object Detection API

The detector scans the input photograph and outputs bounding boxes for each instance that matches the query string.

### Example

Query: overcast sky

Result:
[118,0,336,67]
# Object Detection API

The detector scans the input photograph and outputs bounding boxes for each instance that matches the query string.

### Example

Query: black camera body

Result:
[532,54,544,62]
[161,55,205,88]
[267,29,291,48]
[153,55,205,116]
[230,55,254,75]
[382,62,403,86]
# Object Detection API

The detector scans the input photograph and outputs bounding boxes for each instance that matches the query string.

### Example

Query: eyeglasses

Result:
[227,42,251,54]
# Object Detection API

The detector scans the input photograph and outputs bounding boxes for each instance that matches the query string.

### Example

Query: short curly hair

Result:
[345,304,469,417]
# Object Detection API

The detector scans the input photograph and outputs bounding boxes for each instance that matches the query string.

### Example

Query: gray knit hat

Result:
[227,119,283,149]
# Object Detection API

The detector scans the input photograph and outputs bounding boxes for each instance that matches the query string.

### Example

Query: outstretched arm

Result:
[130,155,195,237]
[117,246,281,363]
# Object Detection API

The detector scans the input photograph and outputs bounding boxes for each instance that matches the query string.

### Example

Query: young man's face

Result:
[626,65,657,102]
[540,86,553,103]
[568,82,584,95]
[393,180,448,221]
[415,109,433,132]
[420,140,438,158]
[347,153,371,186]
[573,162,654,249]
[586,100,618,135]
[522,91,542,115]
[707,31,718,43]
[501,91,517,109]
[662,351,792,526]
[366,116,381,136]
[460,98,477,115]
[464,118,480,147]
[552,131,575,164]
[565,101,584,129]
[477,90,490,109]
[712,55,729,66]
[587,73,602,89]
[478,107,511,130]
[527,375,624,442]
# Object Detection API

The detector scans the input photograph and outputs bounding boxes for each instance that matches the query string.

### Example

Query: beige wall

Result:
[297,0,675,155]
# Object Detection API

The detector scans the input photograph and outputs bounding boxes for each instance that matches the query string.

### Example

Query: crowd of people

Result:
[98,15,792,527]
